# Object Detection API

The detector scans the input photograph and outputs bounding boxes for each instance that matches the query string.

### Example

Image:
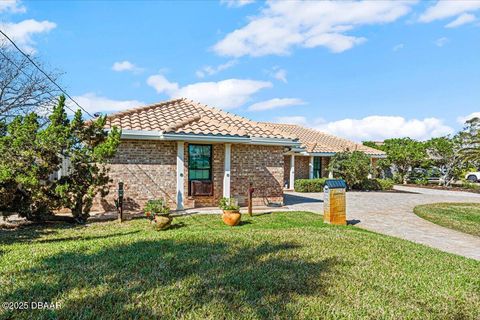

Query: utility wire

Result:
[0,50,77,115]
[0,29,94,118]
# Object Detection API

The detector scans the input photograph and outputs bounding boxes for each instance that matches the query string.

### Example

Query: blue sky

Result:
[1,0,479,141]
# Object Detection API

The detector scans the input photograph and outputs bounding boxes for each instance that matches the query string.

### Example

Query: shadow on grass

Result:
[1,239,339,319]
[36,230,141,244]
[0,223,81,245]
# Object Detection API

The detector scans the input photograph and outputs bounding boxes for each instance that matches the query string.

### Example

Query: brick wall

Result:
[296,156,310,180]
[92,140,285,212]
[283,155,310,188]
[92,140,177,212]
[231,144,284,206]
[283,155,290,188]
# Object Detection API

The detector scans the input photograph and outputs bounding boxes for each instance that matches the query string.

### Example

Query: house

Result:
[262,123,386,189]
[93,98,385,212]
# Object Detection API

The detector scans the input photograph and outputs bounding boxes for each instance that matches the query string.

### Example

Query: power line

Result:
[0,29,94,118]
[0,50,77,115]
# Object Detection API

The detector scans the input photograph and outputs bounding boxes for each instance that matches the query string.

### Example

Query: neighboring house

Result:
[262,123,386,189]
[92,98,385,212]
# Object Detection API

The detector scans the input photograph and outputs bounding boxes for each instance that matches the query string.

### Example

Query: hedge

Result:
[294,178,394,192]
[294,178,327,192]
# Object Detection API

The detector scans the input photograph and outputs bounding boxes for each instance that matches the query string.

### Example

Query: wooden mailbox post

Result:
[323,179,346,226]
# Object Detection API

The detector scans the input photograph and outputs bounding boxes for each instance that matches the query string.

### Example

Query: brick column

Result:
[223,143,231,198]
[176,141,184,210]
[289,154,295,189]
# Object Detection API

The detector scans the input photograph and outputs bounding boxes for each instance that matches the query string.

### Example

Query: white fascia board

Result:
[163,133,251,143]
[117,129,163,140]
[250,137,301,147]
[116,130,301,147]
[305,151,387,158]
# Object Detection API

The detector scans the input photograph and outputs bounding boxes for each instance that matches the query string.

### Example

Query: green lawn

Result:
[414,203,480,237]
[1,212,479,319]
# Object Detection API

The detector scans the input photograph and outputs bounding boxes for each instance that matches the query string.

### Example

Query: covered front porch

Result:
[283,153,380,190]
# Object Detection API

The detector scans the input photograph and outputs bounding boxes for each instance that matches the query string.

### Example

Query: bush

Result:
[353,178,394,191]
[376,178,395,190]
[462,182,480,191]
[294,178,327,192]
[329,151,371,188]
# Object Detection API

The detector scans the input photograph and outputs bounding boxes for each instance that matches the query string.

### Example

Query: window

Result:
[313,156,322,179]
[188,144,212,181]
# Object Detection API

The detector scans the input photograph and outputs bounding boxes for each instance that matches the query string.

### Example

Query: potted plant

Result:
[144,199,172,230]
[219,197,241,226]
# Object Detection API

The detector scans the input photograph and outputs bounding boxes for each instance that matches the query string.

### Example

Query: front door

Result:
[188,144,213,196]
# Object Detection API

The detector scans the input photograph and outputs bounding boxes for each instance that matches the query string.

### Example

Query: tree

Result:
[425,136,464,186]
[329,151,371,189]
[0,42,61,120]
[0,95,120,222]
[0,112,61,218]
[459,117,480,166]
[54,104,121,222]
[382,138,427,184]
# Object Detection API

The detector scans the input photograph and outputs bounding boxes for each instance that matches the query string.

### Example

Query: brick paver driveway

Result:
[285,186,480,260]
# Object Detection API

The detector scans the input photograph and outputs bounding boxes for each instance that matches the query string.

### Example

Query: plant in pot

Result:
[219,197,241,226]
[144,199,172,230]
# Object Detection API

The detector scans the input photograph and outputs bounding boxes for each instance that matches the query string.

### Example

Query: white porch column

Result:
[223,143,231,198]
[176,141,185,210]
[289,154,295,190]
[309,156,314,179]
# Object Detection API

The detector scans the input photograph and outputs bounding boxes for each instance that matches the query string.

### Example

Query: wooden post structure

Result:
[117,181,124,222]
[248,182,254,217]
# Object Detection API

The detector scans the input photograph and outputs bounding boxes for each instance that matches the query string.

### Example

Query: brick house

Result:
[94,98,385,212]
[262,123,386,189]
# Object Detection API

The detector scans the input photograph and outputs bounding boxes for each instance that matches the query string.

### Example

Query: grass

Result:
[1,212,479,319]
[414,203,480,237]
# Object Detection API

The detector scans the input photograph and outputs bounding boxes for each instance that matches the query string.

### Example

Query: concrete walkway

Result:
[285,186,480,261]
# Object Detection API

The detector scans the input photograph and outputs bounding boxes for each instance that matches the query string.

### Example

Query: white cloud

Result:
[393,43,404,51]
[71,93,144,114]
[434,37,449,47]
[0,0,26,13]
[445,13,476,28]
[248,98,305,111]
[419,0,480,23]
[221,0,255,8]
[213,1,415,57]
[277,115,454,141]
[146,74,272,109]
[195,60,237,78]
[0,19,56,53]
[112,60,143,73]
[457,112,480,124]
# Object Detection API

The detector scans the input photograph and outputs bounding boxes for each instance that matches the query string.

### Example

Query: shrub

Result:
[294,178,327,192]
[219,197,240,211]
[376,178,395,190]
[329,151,371,189]
[462,182,480,191]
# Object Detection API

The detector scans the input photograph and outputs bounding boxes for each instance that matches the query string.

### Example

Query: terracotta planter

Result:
[153,215,172,230]
[222,210,241,226]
